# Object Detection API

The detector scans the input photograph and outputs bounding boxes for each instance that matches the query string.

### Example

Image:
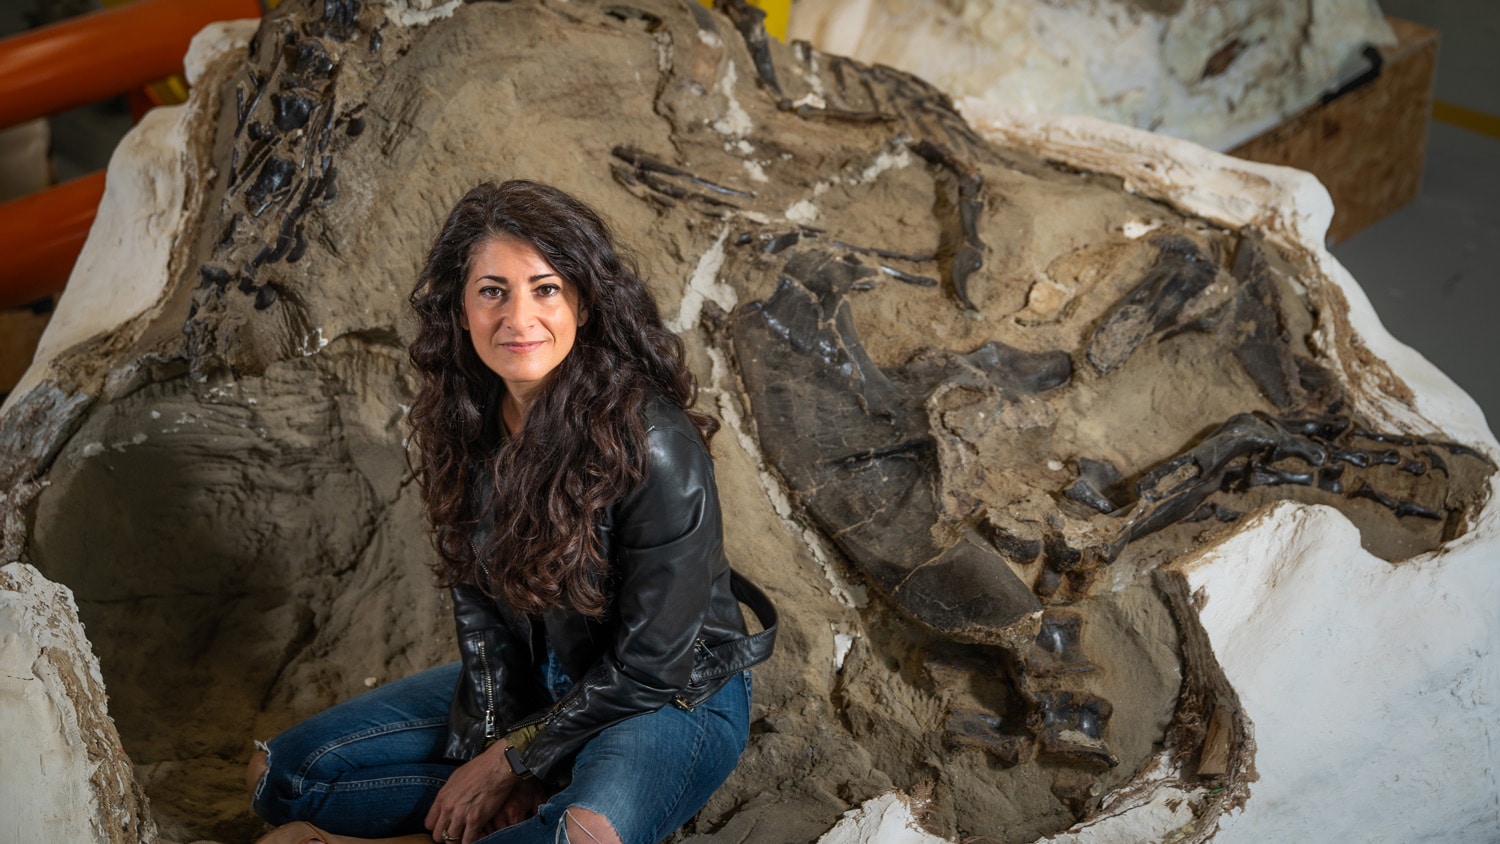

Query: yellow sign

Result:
[697,0,788,41]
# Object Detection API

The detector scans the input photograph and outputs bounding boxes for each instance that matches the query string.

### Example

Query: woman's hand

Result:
[425,740,520,844]
[496,776,549,828]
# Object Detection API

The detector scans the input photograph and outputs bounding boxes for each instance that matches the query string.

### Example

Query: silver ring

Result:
[443,835,457,842]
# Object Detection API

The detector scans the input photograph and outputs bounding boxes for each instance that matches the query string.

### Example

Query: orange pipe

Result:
[0,0,263,131]
[0,171,107,309]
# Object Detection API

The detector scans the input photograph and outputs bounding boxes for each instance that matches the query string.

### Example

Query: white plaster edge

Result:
[712,58,755,138]
[668,227,737,334]
[377,0,464,28]
[1171,500,1500,842]
[184,19,261,87]
[958,102,1333,259]
[816,792,951,844]
[3,21,254,416]
[3,106,188,414]
[1040,756,1204,843]
[0,562,152,841]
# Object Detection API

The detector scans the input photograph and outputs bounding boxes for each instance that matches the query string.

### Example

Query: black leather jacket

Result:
[444,396,776,784]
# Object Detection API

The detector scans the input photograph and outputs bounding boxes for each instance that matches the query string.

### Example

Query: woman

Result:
[249,180,776,844]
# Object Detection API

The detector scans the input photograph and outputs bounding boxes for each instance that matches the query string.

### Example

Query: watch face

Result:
[505,745,532,778]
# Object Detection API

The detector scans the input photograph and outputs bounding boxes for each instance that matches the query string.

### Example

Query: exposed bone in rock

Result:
[1063,458,1127,514]
[1027,610,1096,676]
[732,248,1054,641]
[1084,235,1227,377]
[1108,410,1487,560]
[1,2,1496,843]
[1035,690,1117,769]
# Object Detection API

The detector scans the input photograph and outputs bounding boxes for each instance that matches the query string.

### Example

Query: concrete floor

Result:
[1,0,1496,434]
[1334,121,1500,436]
[1332,0,1500,436]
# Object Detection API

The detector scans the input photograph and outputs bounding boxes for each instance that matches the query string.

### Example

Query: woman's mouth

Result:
[502,341,544,353]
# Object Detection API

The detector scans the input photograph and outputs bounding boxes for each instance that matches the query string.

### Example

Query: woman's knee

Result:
[249,741,309,825]
[563,807,621,844]
[246,748,269,801]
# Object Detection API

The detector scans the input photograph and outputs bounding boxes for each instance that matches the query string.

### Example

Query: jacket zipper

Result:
[674,639,711,711]
[468,534,500,742]
[476,638,497,741]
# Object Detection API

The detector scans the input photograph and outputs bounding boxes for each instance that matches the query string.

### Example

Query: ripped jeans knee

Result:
[560,806,620,844]
[247,663,461,837]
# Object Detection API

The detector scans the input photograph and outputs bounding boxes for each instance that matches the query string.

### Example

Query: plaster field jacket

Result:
[444,396,777,784]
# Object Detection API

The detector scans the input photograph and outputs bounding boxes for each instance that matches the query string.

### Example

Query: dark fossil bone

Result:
[1087,230,1311,412]
[1086,234,1223,375]
[609,146,751,211]
[1222,231,1304,411]
[911,139,986,311]
[1098,410,1478,558]
[313,0,363,42]
[734,229,1486,633]
[245,157,298,217]
[717,0,783,102]
[1036,691,1118,769]
[290,37,335,79]
[1027,610,1096,676]
[945,709,1032,767]
[733,247,1049,641]
[1064,458,1127,515]
[709,0,992,309]
[188,1,376,364]
[1350,481,1442,520]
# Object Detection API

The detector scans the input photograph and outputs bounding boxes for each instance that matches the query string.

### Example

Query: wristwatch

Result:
[504,744,533,779]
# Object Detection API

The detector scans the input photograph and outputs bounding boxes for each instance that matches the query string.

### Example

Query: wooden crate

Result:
[1230,17,1438,244]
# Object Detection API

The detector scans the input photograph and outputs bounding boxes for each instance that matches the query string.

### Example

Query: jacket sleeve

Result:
[444,582,550,761]
[509,422,722,782]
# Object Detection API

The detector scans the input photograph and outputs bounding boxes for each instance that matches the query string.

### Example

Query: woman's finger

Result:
[424,794,445,840]
[427,794,456,843]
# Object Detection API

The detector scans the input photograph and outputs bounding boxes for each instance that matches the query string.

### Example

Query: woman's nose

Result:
[502,294,535,327]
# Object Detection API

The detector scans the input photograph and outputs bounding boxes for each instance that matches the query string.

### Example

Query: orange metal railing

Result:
[0,0,261,131]
[0,172,106,310]
[0,0,263,308]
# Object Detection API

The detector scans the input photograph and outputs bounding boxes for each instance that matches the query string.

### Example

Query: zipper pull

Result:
[485,708,497,739]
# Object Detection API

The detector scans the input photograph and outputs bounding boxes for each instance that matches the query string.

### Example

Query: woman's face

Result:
[461,236,586,407]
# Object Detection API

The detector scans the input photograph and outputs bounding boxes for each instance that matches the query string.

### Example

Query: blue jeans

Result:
[252,658,751,844]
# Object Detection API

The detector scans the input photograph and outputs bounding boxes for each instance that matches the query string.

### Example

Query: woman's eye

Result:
[479,285,504,299]
[536,283,561,297]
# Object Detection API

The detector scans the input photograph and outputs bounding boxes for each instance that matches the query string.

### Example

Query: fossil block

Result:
[0,2,1495,843]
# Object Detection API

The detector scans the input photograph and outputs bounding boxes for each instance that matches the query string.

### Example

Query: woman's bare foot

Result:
[252,821,431,844]
[253,821,325,844]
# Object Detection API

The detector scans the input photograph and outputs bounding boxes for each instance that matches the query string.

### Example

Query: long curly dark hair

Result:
[408,180,717,616]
